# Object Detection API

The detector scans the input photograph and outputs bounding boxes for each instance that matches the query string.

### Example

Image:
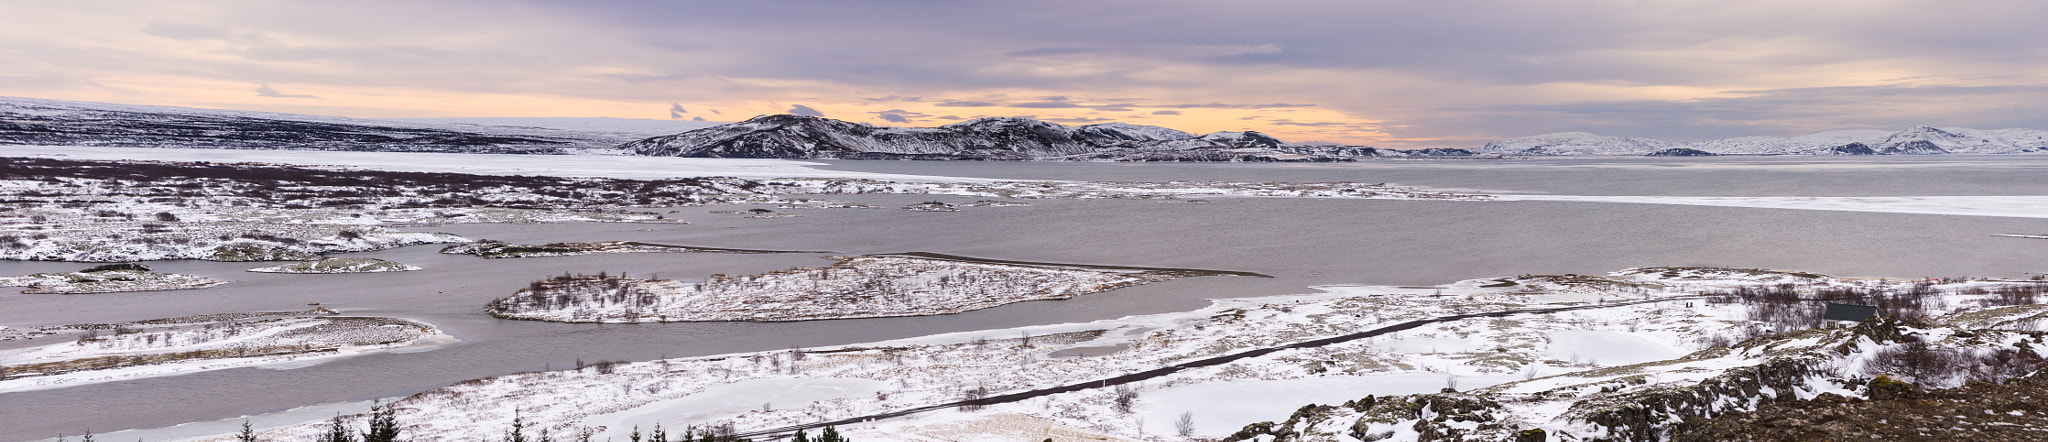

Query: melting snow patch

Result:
[1136,373,1521,437]
[1543,330,1685,366]
[582,378,885,440]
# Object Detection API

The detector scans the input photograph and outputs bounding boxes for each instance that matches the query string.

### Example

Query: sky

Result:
[3,1,2045,148]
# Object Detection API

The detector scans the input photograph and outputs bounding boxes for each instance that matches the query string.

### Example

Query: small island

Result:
[0,308,447,393]
[441,240,819,259]
[0,263,227,294]
[487,254,1260,322]
[247,257,421,273]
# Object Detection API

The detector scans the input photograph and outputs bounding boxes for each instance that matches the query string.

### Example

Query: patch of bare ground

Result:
[1677,374,2048,441]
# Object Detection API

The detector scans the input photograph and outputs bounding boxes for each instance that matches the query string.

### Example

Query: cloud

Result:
[1412,84,2048,142]
[1002,44,1283,60]
[1157,103,1317,109]
[668,103,688,119]
[10,1,2048,147]
[870,109,930,123]
[1010,101,1083,109]
[141,22,234,41]
[1042,116,1115,123]
[1268,120,1353,127]
[253,83,320,99]
[692,116,705,121]
[1002,47,1098,57]
[787,104,824,117]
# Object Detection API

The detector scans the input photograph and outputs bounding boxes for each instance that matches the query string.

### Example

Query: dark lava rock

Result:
[80,262,151,273]
[1676,375,2048,441]
[1647,148,1719,157]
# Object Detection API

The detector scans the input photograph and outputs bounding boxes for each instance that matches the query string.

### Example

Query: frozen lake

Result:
[5,153,2048,439]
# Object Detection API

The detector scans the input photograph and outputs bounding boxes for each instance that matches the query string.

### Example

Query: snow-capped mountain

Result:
[1479,126,2048,156]
[624,114,1459,161]
[1477,132,1677,156]
[1070,122,1195,141]
[1865,126,2048,155]
[0,96,638,153]
[1680,129,1896,155]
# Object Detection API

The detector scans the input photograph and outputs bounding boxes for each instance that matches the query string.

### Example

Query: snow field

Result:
[487,256,1208,322]
[0,145,971,181]
[0,314,449,393]
[245,267,1854,440]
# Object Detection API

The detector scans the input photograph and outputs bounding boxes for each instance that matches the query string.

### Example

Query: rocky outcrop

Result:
[1646,148,1717,157]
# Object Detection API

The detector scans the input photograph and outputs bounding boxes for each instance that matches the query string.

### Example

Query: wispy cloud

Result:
[869,109,930,123]
[5,1,2047,147]
[253,83,319,99]
[787,104,824,117]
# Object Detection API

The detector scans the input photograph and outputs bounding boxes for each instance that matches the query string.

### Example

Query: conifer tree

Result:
[505,412,528,442]
[237,421,257,442]
[629,426,641,442]
[790,429,808,442]
[321,414,356,442]
[815,426,847,442]
[649,424,667,442]
[361,401,400,442]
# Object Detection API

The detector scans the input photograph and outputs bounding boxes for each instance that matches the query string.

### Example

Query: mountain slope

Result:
[0,96,624,153]
[1681,129,1896,155]
[1479,126,2048,156]
[624,114,1453,161]
[1477,132,1677,156]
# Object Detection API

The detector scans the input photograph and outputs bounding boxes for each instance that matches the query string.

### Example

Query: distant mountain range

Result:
[5,96,2045,159]
[0,96,641,153]
[623,114,1468,161]
[1479,126,2048,156]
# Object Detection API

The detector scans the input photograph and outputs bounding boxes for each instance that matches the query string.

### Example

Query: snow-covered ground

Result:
[0,145,972,181]
[0,268,226,294]
[487,255,1229,322]
[770,178,1492,201]
[439,241,807,259]
[0,310,451,393]
[213,267,2048,441]
[246,258,421,273]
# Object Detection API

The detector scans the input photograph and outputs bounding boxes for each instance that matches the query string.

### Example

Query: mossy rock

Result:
[247,258,421,274]
[208,243,319,262]
[80,263,151,273]
[440,242,588,259]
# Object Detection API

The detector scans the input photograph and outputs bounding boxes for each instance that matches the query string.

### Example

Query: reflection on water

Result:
[6,157,2048,439]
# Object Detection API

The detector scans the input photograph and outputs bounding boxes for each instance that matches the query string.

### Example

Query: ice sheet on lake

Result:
[39,399,383,442]
[1543,330,1683,366]
[1135,373,1522,437]
[0,145,980,182]
[1498,194,2048,219]
[581,378,886,439]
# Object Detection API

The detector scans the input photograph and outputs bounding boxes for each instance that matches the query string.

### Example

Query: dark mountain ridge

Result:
[0,96,619,154]
[623,114,1461,161]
